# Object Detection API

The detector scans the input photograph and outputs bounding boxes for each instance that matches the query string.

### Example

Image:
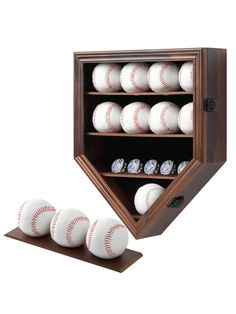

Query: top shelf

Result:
[85,91,193,96]
[86,132,193,138]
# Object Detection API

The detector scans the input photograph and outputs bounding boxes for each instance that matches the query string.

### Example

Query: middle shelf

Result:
[100,172,176,180]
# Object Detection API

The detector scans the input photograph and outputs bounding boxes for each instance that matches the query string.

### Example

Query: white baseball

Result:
[178,61,194,92]
[134,183,165,215]
[120,63,150,92]
[92,101,122,133]
[18,199,56,237]
[86,218,129,259]
[148,101,180,134]
[120,102,151,134]
[147,62,180,92]
[50,208,90,247]
[92,63,122,92]
[178,102,193,134]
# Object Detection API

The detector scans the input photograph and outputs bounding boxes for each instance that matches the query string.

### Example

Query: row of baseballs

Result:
[17,199,128,259]
[92,62,193,93]
[93,101,193,134]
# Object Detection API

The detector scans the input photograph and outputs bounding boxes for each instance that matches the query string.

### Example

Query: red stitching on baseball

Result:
[160,103,178,132]
[31,206,55,236]
[147,67,152,89]
[65,216,89,247]
[105,65,120,91]
[50,211,60,239]
[104,65,113,90]
[130,63,147,91]
[104,224,125,257]
[145,188,160,210]
[133,103,149,133]
[86,220,98,249]
[105,103,118,132]
[93,65,120,92]
[18,200,28,226]
[160,63,174,91]
[191,68,194,86]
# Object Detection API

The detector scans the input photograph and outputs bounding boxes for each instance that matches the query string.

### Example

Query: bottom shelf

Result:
[5,228,143,273]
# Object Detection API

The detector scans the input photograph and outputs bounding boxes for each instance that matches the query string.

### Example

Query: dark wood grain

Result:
[86,132,193,138]
[5,228,143,272]
[86,91,193,96]
[101,172,176,180]
[74,48,227,239]
[202,48,227,162]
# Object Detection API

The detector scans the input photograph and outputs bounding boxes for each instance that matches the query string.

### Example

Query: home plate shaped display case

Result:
[74,48,226,239]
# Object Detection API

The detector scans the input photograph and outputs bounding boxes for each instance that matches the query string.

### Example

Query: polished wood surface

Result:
[86,132,193,138]
[86,91,193,96]
[5,228,143,272]
[101,172,176,180]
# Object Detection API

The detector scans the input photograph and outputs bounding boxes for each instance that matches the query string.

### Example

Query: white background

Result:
[0,1,235,313]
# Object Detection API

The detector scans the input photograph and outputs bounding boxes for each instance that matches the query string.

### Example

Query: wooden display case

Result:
[74,48,226,239]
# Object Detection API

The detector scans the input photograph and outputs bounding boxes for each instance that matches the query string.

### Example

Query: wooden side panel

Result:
[202,48,227,163]
[74,56,85,156]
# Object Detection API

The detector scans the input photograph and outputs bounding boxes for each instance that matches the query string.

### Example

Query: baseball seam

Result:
[145,188,161,210]
[86,220,98,249]
[160,103,178,132]
[147,67,152,89]
[133,103,149,133]
[105,64,119,91]
[104,224,125,257]
[130,64,147,92]
[160,63,174,91]
[18,200,28,226]
[31,206,55,236]
[65,216,89,247]
[191,109,193,121]
[178,108,182,131]
[190,68,194,86]
[104,65,114,91]
[50,211,60,239]
[105,103,118,132]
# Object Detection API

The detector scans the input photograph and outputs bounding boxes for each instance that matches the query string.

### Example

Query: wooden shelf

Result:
[5,228,143,273]
[101,172,177,180]
[85,91,193,96]
[86,132,193,138]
